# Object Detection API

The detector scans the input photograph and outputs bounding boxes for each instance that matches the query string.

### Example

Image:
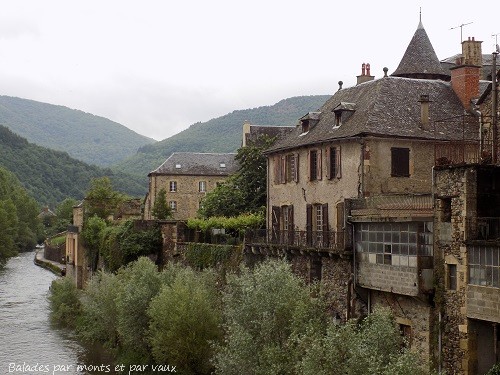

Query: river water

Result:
[0,251,114,375]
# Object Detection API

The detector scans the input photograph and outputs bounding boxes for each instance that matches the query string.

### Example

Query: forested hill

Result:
[113,95,331,176]
[0,125,147,206]
[0,95,155,167]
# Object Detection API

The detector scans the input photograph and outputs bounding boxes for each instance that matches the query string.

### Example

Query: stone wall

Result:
[467,285,500,322]
[44,243,65,263]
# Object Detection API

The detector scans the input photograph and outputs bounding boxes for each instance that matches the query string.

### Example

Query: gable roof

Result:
[149,152,238,176]
[392,21,449,81]
[243,124,294,147]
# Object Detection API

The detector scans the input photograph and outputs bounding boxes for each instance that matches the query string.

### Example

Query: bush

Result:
[213,259,326,375]
[148,268,222,374]
[48,277,81,328]
[77,271,121,347]
[115,257,162,363]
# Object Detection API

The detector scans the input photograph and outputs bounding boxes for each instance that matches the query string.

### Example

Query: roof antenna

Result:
[450,21,473,43]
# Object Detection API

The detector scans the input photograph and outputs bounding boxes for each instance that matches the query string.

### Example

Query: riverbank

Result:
[34,250,66,276]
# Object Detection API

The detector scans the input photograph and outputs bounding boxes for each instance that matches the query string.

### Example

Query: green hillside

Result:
[0,95,155,167]
[114,95,331,176]
[0,125,148,207]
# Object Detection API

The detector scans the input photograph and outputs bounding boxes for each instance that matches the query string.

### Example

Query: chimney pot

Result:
[361,63,366,75]
[366,63,371,76]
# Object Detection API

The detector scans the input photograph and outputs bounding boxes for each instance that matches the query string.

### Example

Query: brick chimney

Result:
[356,63,375,85]
[450,38,481,110]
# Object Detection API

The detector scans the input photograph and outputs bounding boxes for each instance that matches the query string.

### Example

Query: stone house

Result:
[144,152,238,221]
[246,19,495,372]
[432,57,499,374]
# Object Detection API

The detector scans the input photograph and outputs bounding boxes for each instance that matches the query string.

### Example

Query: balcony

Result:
[244,229,348,255]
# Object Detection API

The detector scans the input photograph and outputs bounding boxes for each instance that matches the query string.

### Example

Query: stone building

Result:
[245,18,497,372]
[432,53,499,374]
[144,152,238,221]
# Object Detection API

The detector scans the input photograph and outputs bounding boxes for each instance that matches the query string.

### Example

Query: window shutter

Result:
[336,146,342,178]
[272,206,281,243]
[306,204,312,246]
[307,150,312,180]
[322,203,329,247]
[288,205,294,244]
[336,201,345,247]
[280,155,286,184]
[317,149,322,180]
[294,154,299,182]
[273,156,279,185]
[325,147,331,179]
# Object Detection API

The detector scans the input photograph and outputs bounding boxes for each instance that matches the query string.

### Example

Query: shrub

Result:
[148,268,222,374]
[48,277,81,328]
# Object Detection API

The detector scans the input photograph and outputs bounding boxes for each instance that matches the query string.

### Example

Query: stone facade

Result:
[434,165,500,374]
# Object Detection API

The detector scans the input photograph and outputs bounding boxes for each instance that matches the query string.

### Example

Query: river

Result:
[0,251,114,375]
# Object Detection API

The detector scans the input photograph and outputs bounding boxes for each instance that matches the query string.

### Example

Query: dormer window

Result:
[332,102,356,128]
[299,112,321,135]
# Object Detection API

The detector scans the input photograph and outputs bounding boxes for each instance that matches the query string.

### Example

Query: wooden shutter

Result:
[273,156,279,185]
[336,146,342,178]
[317,149,322,180]
[336,201,345,247]
[271,206,281,243]
[325,146,331,180]
[322,203,329,247]
[288,205,294,244]
[294,154,299,182]
[280,155,286,184]
[306,204,312,246]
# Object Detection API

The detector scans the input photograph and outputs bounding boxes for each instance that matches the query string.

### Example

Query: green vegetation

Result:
[0,125,147,206]
[50,258,430,374]
[48,277,82,328]
[114,95,330,176]
[0,166,43,266]
[151,187,172,220]
[0,95,155,166]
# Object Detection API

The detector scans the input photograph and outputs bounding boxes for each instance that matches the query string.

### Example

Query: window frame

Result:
[169,201,177,212]
[169,181,177,192]
[199,181,207,192]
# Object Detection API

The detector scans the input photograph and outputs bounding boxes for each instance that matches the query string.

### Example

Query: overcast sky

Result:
[1,1,498,141]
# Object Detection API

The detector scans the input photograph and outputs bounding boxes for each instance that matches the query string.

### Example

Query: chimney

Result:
[418,95,431,130]
[450,38,481,110]
[462,37,483,77]
[356,62,375,85]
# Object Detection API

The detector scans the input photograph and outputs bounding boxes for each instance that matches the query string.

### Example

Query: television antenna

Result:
[450,22,473,43]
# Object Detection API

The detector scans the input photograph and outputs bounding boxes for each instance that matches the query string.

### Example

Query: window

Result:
[334,112,342,127]
[441,198,452,222]
[306,203,329,247]
[327,146,342,179]
[399,324,412,347]
[169,201,177,212]
[355,222,433,267]
[391,147,410,177]
[301,120,309,134]
[169,181,177,192]
[309,149,322,181]
[448,264,457,290]
[469,246,500,287]
[199,181,206,192]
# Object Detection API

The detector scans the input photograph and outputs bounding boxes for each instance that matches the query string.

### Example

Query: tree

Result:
[199,135,275,218]
[81,215,107,271]
[213,259,326,375]
[152,187,172,219]
[148,268,222,374]
[84,177,128,220]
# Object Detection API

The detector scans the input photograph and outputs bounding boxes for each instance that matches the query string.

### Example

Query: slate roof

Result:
[441,54,495,80]
[392,21,449,81]
[266,76,473,153]
[149,152,238,176]
[266,21,479,154]
[244,125,294,146]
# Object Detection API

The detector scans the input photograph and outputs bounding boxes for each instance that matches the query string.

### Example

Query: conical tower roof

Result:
[392,20,450,81]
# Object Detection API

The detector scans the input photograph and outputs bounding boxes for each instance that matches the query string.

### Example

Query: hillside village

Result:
[46,17,500,375]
